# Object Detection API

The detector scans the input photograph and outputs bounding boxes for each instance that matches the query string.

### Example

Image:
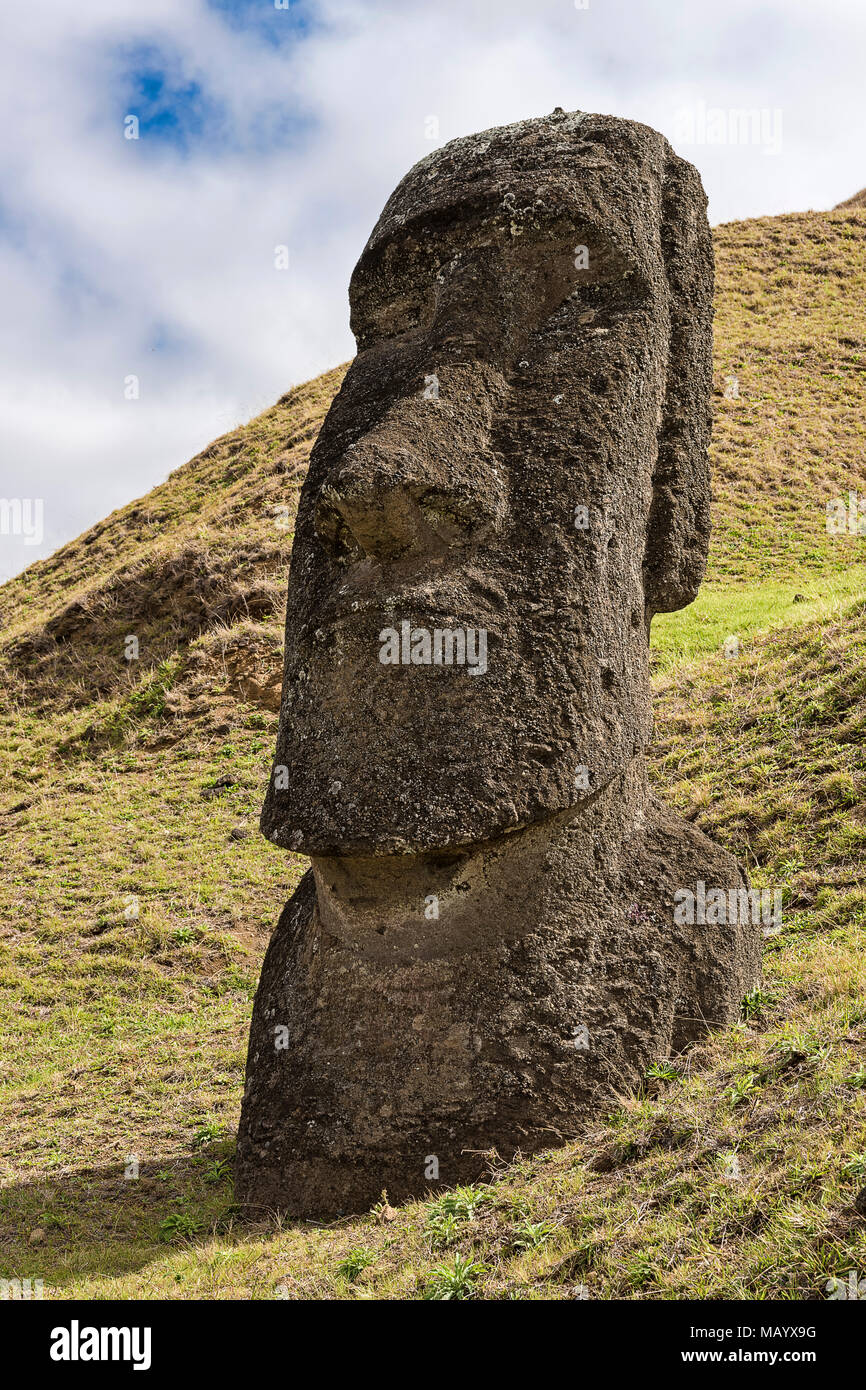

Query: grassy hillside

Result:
[1,210,865,1300]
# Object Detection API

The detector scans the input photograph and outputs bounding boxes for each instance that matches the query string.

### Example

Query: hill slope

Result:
[1,210,865,1300]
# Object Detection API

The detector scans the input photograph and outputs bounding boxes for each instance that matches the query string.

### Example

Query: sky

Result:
[1,0,864,580]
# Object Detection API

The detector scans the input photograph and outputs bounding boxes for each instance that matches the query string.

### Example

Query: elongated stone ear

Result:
[643,152,714,617]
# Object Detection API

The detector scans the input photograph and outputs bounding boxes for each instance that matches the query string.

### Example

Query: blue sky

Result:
[1,0,864,578]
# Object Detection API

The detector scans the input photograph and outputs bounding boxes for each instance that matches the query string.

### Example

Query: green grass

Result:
[651,566,866,670]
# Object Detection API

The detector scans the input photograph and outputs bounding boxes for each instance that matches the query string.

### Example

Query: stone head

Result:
[262,110,713,855]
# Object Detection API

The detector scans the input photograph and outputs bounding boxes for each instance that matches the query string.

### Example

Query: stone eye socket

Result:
[415,488,482,541]
[352,280,437,349]
[313,496,363,563]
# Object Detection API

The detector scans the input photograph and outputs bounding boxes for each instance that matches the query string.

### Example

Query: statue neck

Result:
[311,758,649,960]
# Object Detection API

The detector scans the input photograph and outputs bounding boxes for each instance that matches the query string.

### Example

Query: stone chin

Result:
[261,775,612,858]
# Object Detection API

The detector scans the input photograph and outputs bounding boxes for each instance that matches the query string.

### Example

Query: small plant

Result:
[496,1193,532,1218]
[192,1121,224,1148]
[776,856,805,877]
[335,1247,377,1282]
[773,1030,830,1060]
[426,1210,462,1248]
[742,988,773,1021]
[820,772,857,808]
[626,1252,659,1290]
[158,1213,203,1243]
[841,1153,866,1179]
[203,1159,231,1185]
[422,1252,487,1300]
[370,1189,396,1223]
[646,1061,681,1082]
[802,701,826,725]
[751,761,776,781]
[101,658,180,741]
[430,1185,494,1222]
[424,1184,495,1247]
[510,1219,556,1252]
[716,1149,742,1180]
[725,1070,759,1106]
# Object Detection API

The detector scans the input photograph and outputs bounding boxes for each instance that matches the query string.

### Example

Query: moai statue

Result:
[236,110,762,1218]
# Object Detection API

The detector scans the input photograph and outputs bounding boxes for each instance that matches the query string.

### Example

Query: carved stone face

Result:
[262,111,713,856]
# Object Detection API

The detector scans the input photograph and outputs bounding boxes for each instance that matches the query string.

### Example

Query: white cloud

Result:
[1,0,865,579]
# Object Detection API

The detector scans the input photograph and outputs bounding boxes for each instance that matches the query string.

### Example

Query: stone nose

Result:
[313,448,505,564]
